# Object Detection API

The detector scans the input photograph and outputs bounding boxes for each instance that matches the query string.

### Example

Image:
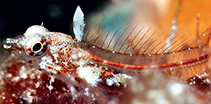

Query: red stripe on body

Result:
[87,51,208,70]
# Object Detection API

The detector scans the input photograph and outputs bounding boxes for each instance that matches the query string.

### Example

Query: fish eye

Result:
[31,41,43,53]
[26,36,47,56]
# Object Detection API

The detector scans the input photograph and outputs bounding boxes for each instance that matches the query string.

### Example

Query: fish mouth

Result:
[3,36,25,52]
[3,36,31,63]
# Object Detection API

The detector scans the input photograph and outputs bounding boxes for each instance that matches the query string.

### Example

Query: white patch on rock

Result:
[35,82,40,88]
[70,86,78,100]
[30,74,35,79]
[6,73,12,78]
[84,88,89,96]
[20,73,27,79]
[11,76,20,82]
[22,90,35,103]
[48,85,53,91]
[168,83,183,96]
[77,66,101,86]
[19,66,28,79]
[106,74,132,86]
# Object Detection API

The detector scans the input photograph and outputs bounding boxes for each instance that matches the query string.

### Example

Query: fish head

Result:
[3,25,77,75]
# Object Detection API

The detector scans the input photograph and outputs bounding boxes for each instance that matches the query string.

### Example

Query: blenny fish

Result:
[3,5,211,89]
[3,6,132,87]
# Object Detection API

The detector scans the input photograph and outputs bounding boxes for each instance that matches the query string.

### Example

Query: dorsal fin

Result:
[77,0,211,72]
[78,25,211,66]
[80,24,211,52]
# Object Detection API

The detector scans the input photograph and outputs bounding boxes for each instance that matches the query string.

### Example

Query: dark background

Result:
[0,0,109,40]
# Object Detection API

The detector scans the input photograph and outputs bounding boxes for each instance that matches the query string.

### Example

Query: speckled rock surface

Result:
[0,53,210,104]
